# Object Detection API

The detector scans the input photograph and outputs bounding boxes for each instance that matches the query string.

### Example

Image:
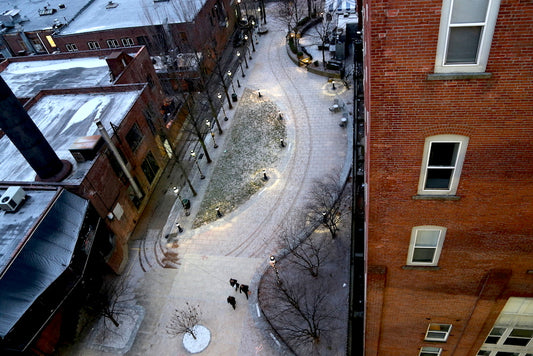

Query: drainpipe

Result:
[94,119,143,200]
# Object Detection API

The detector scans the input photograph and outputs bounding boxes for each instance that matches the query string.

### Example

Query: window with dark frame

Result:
[141,151,159,184]
[125,123,143,152]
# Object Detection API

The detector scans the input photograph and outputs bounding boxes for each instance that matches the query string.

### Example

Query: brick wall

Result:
[364,0,533,354]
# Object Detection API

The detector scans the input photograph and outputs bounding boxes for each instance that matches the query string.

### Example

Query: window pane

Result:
[451,0,489,23]
[485,335,500,343]
[416,230,440,246]
[428,142,458,166]
[477,351,491,356]
[427,331,446,339]
[446,26,482,64]
[503,337,530,346]
[426,168,453,189]
[413,248,435,263]
[495,352,519,356]
[509,329,533,338]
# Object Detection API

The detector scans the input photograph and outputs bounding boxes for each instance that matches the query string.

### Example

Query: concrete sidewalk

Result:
[61,8,353,356]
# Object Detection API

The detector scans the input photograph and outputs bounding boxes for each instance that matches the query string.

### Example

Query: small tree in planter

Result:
[167,302,210,353]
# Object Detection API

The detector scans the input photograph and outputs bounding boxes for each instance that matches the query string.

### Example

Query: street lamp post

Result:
[217,92,229,121]
[236,51,246,77]
[206,120,218,148]
[190,150,205,179]
[269,255,281,285]
[237,50,248,69]
[244,35,253,59]
[228,70,236,96]
[173,186,190,215]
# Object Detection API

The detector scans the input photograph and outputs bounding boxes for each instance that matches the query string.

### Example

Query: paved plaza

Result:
[60,8,353,356]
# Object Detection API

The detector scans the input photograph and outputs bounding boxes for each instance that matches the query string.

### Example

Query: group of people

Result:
[226,278,250,310]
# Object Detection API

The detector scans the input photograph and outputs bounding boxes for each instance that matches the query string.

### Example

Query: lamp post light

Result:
[269,255,281,285]
[206,120,218,148]
[244,35,253,59]
[237,50,248,68]
[236,51,246,77]
[190,150,205,179]
[173,186,190,215]
[227,70,236,96]
[217,92,229,121]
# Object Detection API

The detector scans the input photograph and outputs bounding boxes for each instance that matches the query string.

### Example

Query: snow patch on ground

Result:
[182,325,211,353]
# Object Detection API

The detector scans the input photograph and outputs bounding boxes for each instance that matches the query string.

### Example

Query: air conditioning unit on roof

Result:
[0,186,26,212]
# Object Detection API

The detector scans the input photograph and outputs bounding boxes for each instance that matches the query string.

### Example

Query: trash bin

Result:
[231,93,238,102]
[182,199,191,209]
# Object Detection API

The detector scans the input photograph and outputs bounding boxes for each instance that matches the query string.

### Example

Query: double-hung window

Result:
[419,347,442,356]
[418,135,468,196]
[87,41,100,50]
[121,38,134,47]
[434,0,501,73]
[65,43,78,52]
[107,39,119,48]
[425,323,452,342]
[407,226,446,266]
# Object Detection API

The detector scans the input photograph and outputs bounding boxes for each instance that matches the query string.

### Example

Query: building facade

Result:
[0,47,183,273]
[363,1,533,355]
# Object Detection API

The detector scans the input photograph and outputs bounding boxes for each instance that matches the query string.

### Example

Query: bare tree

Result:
[262,273,338,352]
[167,302,202,340]
[275,0,308,42]
[87,278,135,330]
[311,16,335,65]
[306,171,347,239]
[279,214,331,278]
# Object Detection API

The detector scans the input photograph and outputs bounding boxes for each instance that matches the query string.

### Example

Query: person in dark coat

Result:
[229,278,237,288]
[227,296,236,310]
[239,284,250,299]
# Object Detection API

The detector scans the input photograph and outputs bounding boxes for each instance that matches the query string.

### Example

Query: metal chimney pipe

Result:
[0,76,72,181]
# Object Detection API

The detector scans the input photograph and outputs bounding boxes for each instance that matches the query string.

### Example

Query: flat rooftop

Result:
[0,0,90,33]
[0,89,142,182]
[0,57,111,98]
[59,0,205,35]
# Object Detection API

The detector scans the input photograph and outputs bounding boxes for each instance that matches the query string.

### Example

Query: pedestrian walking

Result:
[234,282,240,291]
[227,296,236,310]
[229,278,237,288]
[239,284,250,300]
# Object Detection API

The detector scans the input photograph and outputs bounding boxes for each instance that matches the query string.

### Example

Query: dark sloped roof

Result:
[0,189,88,338]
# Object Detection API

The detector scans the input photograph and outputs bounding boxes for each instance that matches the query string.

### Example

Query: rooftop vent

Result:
[106,1,119,9]
[38,6,57,16]
[69,135,104,162]
[0,187,26,212]
[58,4,66,10]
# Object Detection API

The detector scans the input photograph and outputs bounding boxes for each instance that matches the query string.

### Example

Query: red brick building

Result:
[0,47,183,273]
[363,1,533,355]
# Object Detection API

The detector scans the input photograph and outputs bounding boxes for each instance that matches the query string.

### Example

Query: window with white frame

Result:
[407,226,446,266]
[478,298,533,355]
[425,323,452,342]
[87,41,100,50]
[419,347,443,356]
[121,38,134,47]
[418,135,468,196]
[434,0,501,73]
[65,43,78,52]
[107,39,119,48]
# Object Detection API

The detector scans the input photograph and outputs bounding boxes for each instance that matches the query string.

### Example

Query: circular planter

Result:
[182,325,210,354]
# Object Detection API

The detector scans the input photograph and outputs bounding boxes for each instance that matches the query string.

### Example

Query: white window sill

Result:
[427,72,492,80]
[402,266,441,271]
[412,195,461,201]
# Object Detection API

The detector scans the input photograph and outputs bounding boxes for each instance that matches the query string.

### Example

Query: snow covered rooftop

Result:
[59,0,207,35]
[0,57,111,98]
[0,0,90,33]
[0,90,141,182]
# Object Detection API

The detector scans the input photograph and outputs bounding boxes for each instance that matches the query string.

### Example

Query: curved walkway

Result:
[63,8,353,356]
